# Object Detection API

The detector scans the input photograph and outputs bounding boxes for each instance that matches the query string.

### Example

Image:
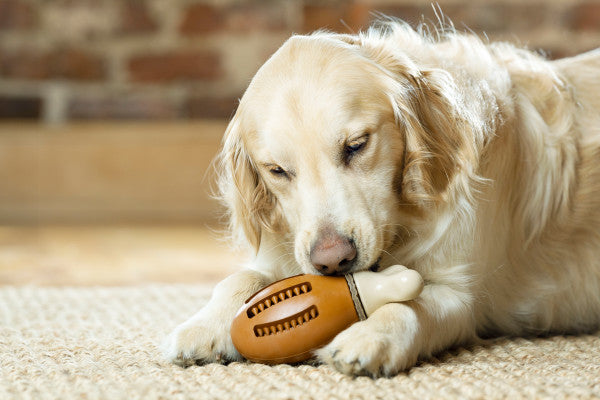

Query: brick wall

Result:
[1,0,599,122]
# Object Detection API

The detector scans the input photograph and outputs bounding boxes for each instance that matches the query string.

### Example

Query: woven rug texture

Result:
[1,285,599,400]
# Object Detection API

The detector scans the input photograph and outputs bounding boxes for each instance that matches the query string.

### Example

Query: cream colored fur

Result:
[164,21,600,377]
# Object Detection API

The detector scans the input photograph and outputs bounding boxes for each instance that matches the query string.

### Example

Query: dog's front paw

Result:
[315,319,418,377]
[162,311,242,367]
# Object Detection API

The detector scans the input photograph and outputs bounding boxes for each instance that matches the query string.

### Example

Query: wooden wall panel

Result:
[0,121,228,223]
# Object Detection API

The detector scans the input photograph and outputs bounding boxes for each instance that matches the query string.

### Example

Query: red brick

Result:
[128,51,222,82]
[569,2,600,31]
[303,4,371,33]
[541,43,599,60]
[0,51,48,80]
[0,0,37,31]
[119,0,158,34]
[0,48,105,81]
[180,4,224,35]
[539,47,572,60]
[186,96,239,119]
[223,4,287,33]
[180,3,287,35]
[374,5,430,27]
[379,4,548,33]
[51,49,107,80]
[450,4,547,33]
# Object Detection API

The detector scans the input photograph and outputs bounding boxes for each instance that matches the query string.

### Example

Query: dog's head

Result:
[219,26,482,275]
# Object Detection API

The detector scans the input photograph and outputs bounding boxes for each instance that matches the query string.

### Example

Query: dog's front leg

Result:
[163,233,295,366]
[316,283,476,377]
[162,268,273,366]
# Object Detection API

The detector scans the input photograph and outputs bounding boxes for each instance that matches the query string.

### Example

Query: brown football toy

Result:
[230,265,424,364]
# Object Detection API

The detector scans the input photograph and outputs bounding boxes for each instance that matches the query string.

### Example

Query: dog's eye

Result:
[268,165,288,178]
[344,134,369,163]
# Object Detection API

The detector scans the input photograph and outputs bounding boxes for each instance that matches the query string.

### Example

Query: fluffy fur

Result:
[163,21,600,377]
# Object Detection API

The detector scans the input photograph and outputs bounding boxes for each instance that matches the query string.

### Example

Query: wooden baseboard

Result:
[0,121,229,223]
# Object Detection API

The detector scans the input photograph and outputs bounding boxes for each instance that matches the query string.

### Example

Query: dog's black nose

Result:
[310,227,357,275]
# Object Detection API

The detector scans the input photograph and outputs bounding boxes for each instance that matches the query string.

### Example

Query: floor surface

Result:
[0,225,246,286]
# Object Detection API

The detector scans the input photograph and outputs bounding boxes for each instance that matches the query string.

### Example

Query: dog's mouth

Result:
[319,257,381,276]
[368,258,382,272]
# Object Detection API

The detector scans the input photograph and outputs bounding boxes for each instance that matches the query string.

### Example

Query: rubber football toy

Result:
[230,265,423,364]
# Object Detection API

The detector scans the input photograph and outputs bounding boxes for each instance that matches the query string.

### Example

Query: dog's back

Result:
[474,47,600,336]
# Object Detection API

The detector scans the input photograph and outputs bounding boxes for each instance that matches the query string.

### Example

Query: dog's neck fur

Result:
[395,39,600,335]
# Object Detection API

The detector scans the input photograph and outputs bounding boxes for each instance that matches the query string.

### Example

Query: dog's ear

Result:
[218,113,280,252]
[359,40,475,208]
[397,68,472,207]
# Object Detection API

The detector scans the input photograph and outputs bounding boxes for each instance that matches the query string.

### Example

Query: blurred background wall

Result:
[1,0,599,122]
[0,0,599,225]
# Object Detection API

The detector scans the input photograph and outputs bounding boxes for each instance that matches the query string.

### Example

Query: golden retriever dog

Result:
[164,20,600,376]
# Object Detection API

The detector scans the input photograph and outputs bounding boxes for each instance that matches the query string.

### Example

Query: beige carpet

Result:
[1,285,599,400]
